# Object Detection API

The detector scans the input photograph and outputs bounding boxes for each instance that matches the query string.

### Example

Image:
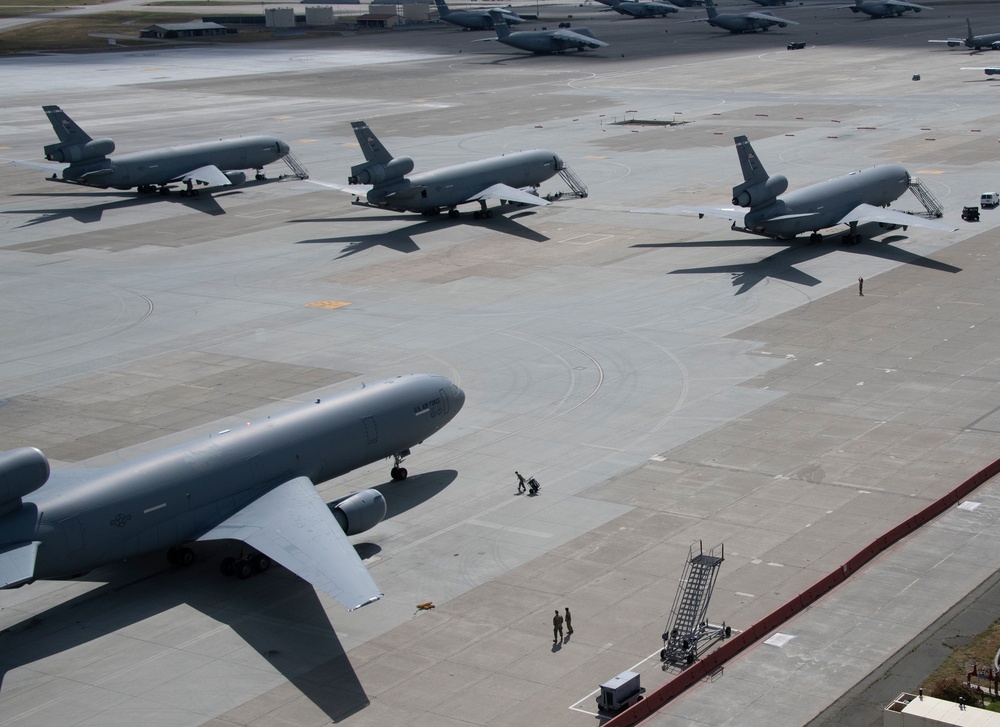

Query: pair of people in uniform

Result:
[553,607,573,642]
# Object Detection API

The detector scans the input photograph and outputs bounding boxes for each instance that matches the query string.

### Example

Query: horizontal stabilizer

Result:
[837,204,959,232]
[197,476,382,611]
[0,541,39,589]
[305,179,373,195]
[471,183,550,207]
[632,204,741,222]
[175,164,232,188]
[11,159,68,173]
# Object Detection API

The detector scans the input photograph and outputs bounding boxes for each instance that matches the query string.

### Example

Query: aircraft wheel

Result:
[391,466,408,481]
[159,187,170,196]
[191,189,200,198]
[252,553,271,573]
[180,189,189,198]
[472,211,481,220]
[221,557,236,577]
[179,547,195,567]
[235,560,254,580]
[485,210,494,218]
[255,173,265,181]
[448,209,460,218]
[167,546,181,565]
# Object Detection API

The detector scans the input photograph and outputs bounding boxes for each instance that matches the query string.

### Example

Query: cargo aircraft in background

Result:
[317,120,567,218]
[14,105,299,197]
[0,374,465,612]
[634,135,957,244]
[841,0,932,18]
[433,0,523,29]
[689,0,797,33]
[604,0,689,18]
[930,19,1000,50]
[481,9,609,53]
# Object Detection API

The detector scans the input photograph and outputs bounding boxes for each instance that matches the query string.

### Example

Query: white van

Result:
[981,192,999,208]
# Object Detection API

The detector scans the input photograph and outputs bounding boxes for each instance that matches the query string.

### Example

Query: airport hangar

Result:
[3,2,1000,725]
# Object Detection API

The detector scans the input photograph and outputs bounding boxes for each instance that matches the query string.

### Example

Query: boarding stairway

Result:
[908,177,943,218]
[558,164,588,198]
[660,541,729,666]
[281,152,310,180]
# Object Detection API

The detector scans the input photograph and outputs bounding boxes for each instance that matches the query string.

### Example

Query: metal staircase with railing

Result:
[558,164,588,198]
[660,541,728,666]
[908,177,943,219]
[281,152,310,180]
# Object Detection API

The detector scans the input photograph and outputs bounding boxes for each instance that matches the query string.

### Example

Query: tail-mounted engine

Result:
[44,138,115,164]
[349,156,414,186]
[330,488,387,536]
[732,173,788,208]
[0,447,49,517]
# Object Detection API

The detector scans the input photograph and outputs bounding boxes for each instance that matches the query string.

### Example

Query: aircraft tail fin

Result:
[489,9,512,37]
[703,0,718,18]
[731,136,787,209]
[351,120,393,165]
[434,0,450,15]
[43,105,92,144]
[967,17,973,41]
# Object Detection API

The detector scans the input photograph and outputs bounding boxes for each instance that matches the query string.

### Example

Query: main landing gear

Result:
[220,551,271,580]
[809,232,823,243]
[390,449,411,481]
[472,199,494,220]
[167,545,195,567]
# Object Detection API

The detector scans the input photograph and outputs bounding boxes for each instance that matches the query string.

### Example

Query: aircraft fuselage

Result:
[1,374,463,581]
[497,28,601,54]
[367,149,562,212]
[61,136,290,190]
[743,164,911,238]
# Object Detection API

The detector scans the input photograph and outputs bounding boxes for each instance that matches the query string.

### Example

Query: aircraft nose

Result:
[450,381,466,415]
[278,140,290,156]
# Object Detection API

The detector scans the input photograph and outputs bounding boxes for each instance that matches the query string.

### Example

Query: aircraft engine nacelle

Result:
[946,40,962,47]
[224,170,247,187]
[44,137,116,163]
[986,68,1000,76]
[349,156,414,185]
[0,447,50,511]
[330,488,387,536]
[732,174,788,207]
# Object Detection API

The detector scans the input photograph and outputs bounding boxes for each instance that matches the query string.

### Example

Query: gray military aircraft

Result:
[746,0,789,6]
[329,120,564,218]
[434,0,523,30]
[841,0,931,18]
[634,135,957,243]
[482,9,609,53]
[595,0,703,7]
[690,0,797,33]
[0,374,465,611]
[930,19,1000,50]
[15,105,295,197]
[604,0,688,18]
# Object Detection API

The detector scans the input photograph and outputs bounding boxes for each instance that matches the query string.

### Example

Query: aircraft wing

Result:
[0,541,40,589]
[747,11,798,23]
[632,204,743,222]
[837,204,958,232]
[174,164,233,188]
[888,0,932,8]
[553,30,610,48]
[197,475,382,611]
[470,182,551,207]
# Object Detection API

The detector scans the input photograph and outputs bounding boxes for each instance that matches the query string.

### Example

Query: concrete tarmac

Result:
[2,3,1000,726]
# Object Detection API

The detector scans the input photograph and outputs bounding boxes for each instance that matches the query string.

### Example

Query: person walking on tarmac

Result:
[515,471,526,494]
[553,609,564,643]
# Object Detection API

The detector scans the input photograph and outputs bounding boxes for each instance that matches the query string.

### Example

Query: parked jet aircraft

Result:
[329,120,564,218]
[0,374,465,611]
[634,135,957,243]
[15,105,296,196]
[434,0,523,29]
[482,9,609,53]
[689,0,797,33]
[842,0,931,18]
[930,19,1000,50]
[747,0,789,5]
[605,0,688,18]
[961,66,1000,75]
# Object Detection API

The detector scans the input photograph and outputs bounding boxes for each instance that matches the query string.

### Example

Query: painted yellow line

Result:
[305,300,351,310]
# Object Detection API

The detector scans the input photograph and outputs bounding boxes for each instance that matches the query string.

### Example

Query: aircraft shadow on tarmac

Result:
[293,209,547,257]
[0,469,458,722]
[4,179,285,226]
[634,225,962,294]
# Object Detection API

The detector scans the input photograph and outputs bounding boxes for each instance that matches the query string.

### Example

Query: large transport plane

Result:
[15,105,299,196]
[930,19,1000,50]
[689,0,797,33]
[0,374,465,611]
[635,135,957,243]
[841,0,932,18]
[336,120,567,218]
[434,0,523,29]
[482,9,609,54]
